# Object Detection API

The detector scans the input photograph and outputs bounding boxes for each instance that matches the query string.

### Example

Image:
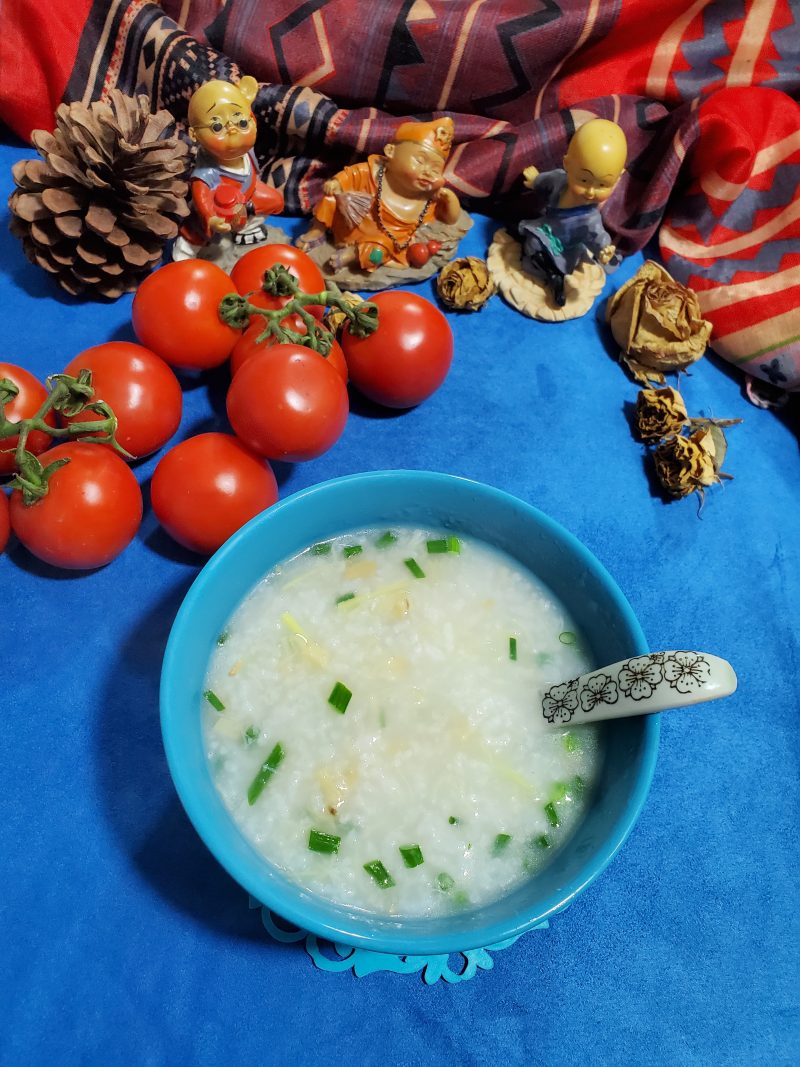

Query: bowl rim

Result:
[161,469,659,955]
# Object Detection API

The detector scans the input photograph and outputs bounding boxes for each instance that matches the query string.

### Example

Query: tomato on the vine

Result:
[230,316,348,383]
[9,442,143,569]
[0,363,57,475]
[0,491,9,553]
[150,432,279,555]
[62,342,182,459]
[131,260,240,370]
[341,291,453,408]
[227,345,349,463]
[230,245,326,320]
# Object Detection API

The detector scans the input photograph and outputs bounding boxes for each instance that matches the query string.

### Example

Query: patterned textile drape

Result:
[1,0,799,389]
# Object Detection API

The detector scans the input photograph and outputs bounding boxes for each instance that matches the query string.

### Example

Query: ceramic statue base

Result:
[172,221,291,270]
[487,228,606,322]
[298,210,473,291]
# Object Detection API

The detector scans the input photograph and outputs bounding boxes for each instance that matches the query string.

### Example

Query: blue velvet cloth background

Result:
[1,129,798,1065]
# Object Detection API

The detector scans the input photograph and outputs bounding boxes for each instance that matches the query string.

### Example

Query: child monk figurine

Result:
[296,117,472,288]
[487,118,628,321]
[174,76,286,263]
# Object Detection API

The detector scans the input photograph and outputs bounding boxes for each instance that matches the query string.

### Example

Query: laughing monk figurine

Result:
[296,117,466,280]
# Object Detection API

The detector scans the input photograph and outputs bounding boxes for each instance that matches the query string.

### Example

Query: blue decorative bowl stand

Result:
[252,898,548,984]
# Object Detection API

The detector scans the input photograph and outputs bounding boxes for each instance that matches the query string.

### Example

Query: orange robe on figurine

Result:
[299,118,460,272]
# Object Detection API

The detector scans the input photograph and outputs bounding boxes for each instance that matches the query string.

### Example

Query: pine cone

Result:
[8,91,190,299]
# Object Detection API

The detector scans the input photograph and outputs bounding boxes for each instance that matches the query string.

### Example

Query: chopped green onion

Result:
[363,860,395,888]
[426,536,461,554]
[308,829,341,854]
[204,690,225,712]
[335,592,356,605]
[549,782,568,804]
[328,681,352,714]
[452,890,470,908]
[247,742,285,805]
[343,544,363,558]
[216,632,229,646]
[544,801,560,828]
[375,531,397,548]
[534,833,551,849]
[404,558,426,579]
[509,637,518,661]
[492,833,512,855]
[399,844,424,868]
[563,732,580,754]
[312,542,332,555]
[436,872,455,892]
[244,725,259,746]
[559,631,576,645]
[448,815,460,825]
[570,774,586,798]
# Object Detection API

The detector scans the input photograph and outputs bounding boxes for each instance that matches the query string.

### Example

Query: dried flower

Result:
[635,387,688,441]
[437,256,496,311]
[653,427,726,497]
[607,261,712,383]
[324,291,364,337]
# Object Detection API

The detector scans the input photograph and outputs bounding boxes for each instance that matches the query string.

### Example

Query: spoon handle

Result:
[541,651,737,726]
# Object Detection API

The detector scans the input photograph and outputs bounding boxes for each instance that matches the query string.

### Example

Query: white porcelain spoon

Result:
[541,651,737,726]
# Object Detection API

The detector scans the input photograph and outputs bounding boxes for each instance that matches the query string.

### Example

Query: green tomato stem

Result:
[0,372,132,505]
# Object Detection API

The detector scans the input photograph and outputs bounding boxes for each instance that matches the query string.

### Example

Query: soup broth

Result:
[204,527,600,917]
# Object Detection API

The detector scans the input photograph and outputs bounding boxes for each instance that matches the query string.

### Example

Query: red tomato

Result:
[341,291,453,408]
[230,316,348,383]
[62,342,182,459]
[9,442,142,569]
[230,245,326,320]
[0,363,57,475]
[131,260,240,370]
[150,432,279,554]
[226,345,349,462]
[0,491,9,553]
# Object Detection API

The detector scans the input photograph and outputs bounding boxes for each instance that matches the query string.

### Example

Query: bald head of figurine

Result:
[561,119,627,208]
[187,76,259,164]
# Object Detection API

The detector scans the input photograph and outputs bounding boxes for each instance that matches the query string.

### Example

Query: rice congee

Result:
[203,527,601,917]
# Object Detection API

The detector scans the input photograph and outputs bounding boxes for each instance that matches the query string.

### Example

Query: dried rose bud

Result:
[635,386,688,441]
[607,261,712,382]
[653,427,722,497]
[437,256,496,311]
[324,291,364,338]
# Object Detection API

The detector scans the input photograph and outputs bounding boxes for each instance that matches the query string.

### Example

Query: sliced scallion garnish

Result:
[404,558,425,579]
[570,774,585,798]
[448,815,460,825]
[375,531,397,548]
[534,834,551,849]
[243,725,259,746]
[492,833,512,855]
[343,544,362,558]
[399,844,424,868]
[363,860,395,888]
[563,732,580,754]
[544,802,560,828]
[216,632,229,646]
[452,890,470,908]
[436,872,455,892]
[312,542,332,555]
[328,681,352,714]
[549,782,567,804]
[336,592,356,605]
[509,637,518,661]
[308,829,341,854]
[204,690,225,712]
[247,742,285,806]
[559,631,576,645]
[426,536,461,554]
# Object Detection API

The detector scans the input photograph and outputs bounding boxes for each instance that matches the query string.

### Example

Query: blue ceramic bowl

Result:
[161,470,658,955]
